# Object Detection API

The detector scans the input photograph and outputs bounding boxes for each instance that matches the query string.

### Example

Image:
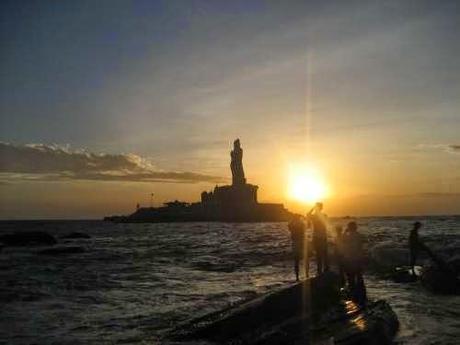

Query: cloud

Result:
[417,143,460,155]
[416,192,460,198]
[447,145,460,153]
[0,142,224,183]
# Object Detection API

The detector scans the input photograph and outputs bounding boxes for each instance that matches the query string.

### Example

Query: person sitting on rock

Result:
[342,221,367,304]
[288,215,308,281]
[307,202,329,275]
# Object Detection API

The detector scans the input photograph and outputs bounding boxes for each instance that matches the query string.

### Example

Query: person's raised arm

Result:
[306,205,316,217]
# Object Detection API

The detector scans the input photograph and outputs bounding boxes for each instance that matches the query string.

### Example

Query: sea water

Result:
[1,217,459,344]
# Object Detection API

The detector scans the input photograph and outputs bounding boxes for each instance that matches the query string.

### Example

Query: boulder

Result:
[420,265,460,295]
[0,231,57,246]
[61,232,91,239]
[38,246,85,256]
[392,267,418,283]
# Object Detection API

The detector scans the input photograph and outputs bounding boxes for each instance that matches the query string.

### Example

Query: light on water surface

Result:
[1,218,459,344]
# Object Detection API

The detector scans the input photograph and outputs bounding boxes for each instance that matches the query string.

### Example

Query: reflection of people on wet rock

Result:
[342,221,367,305]
[288,215,308,281]
[307,202,329,275]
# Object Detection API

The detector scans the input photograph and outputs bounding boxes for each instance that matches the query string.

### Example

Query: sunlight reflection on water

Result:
[0,217,459,344]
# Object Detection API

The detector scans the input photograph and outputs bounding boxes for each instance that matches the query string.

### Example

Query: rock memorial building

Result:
[106,139,292,222]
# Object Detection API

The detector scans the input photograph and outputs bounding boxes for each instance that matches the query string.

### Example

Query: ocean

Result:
[1,217,459,344]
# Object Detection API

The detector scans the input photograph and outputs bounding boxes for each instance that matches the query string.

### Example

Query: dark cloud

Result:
[417,143,460,155]
[447,145,460,153]
[0,142,224,183]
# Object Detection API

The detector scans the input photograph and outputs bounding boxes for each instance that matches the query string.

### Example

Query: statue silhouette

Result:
[230,139,246,186]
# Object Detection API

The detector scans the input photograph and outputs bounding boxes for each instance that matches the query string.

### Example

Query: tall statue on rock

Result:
[230,139,246,186]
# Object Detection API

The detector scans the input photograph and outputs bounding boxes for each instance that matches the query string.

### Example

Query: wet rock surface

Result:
[391,268,418,283]
[167,272,399,345]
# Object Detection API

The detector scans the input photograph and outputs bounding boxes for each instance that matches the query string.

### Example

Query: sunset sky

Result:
[1,0,459,219]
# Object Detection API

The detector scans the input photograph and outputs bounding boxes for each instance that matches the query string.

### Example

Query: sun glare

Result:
[288,165,328,204]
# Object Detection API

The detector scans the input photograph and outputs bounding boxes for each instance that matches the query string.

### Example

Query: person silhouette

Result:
[334,225,346,287]
[408,221,452,276]
[342,221,367,305]
[307,202,329,275]
[409,221,422,276]
[288,215,308,281]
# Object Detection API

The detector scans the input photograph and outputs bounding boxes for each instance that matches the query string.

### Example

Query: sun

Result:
[287,165,328,204]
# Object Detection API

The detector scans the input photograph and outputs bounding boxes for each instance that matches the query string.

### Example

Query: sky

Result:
[0,0,459,219]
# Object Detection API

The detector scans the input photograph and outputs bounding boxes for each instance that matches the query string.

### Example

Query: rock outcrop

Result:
[61,232,91,239]
[166,272,399,344]
[420,265,460,295]
[0,231,57,246]
[106,140,293,223]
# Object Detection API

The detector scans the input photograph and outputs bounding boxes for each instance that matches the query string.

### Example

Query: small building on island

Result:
[105,139,293,222]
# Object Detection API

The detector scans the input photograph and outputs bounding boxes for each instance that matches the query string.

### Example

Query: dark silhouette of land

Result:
[105,139,294,222]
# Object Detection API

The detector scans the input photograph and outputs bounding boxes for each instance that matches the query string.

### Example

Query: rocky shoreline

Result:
[165,272,399,345]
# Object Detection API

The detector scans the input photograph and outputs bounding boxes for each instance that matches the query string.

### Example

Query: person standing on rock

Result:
[409,221,422,276]
[288,215,308,281]
[334,225,346,286]
[307,202,329,275]
[342,221,367,304]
